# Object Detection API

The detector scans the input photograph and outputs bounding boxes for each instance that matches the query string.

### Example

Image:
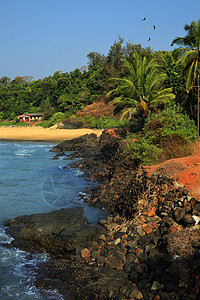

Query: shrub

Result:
[0,112,4,121]
[124,106,198,165]
[82,116,128,129]
[36,112,66,128]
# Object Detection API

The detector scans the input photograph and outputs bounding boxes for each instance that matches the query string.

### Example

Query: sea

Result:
[0,140,106,299]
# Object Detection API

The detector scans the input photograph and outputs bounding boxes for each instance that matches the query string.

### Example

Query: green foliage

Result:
[35,120,52,128]
[40,98,53,120]
[0,120,28,127]
[14,117,20,123]
[160,50,186,102]
[108,52,175,119]
[125,106,198,165]
[82,116,128,129]
[0,112,4,121]
[172,18,200,92]
[50,112,65,123]
[35,112,66,128]
[0,121,16,126]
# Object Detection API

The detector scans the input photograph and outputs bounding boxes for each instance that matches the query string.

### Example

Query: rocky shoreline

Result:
[4,130,200,299]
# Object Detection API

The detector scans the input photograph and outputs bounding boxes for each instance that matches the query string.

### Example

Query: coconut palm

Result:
[107,52,175,119]
[171,19,200,92]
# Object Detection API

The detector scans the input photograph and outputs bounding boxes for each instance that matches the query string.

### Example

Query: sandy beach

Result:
[0,127,103,141]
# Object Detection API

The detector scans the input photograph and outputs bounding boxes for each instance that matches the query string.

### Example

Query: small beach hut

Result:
[17,113,43,124]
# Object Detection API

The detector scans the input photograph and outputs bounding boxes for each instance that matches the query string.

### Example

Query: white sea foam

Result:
[75,169,84,176]
[14,153,32,156]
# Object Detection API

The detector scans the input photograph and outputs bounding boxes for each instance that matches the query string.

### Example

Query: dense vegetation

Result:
[125,105,199,165]
[0,33,198,122]
[0,19,199,164]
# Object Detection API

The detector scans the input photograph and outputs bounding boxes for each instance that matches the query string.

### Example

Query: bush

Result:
[125,106,198,165]
[82,116,128,129]
[36,112,66,128]
[0,112,4,121]
[35,120,52,128]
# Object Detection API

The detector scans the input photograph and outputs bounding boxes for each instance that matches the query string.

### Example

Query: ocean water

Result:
[0,141,106,299]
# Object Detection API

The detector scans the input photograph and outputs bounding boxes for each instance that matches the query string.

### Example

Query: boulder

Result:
[60,119,83,129]
[51,133,99,152]
[4,207,105,256]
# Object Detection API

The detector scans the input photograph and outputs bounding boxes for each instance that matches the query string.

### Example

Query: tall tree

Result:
[171,19,200,92]
[108,52,175,119]
[160,49,186,105]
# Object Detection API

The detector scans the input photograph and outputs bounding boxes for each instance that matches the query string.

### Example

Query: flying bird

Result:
[148,37,151,41]
[142,17,146,21]
[153,25,156,30]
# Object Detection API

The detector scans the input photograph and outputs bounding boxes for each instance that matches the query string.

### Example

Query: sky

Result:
[0,0,200,80]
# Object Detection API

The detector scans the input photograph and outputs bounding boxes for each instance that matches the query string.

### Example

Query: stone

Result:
[151,281,164,290]
[4,207,105,256]
[129,270,139,282]
[96,255,105,267]
[138,279,151,289]
[173,182,184,189]
[119,226,128,233]
[105,255,124,271]
[134,263,148,274]
[192,215,200,225]
[91,250,100,260]
[174,207,185,222]
[143,224,153,234]
[135,248,144,256]
[165,279,178,292]
[128,240,138,249]
[129,288,143,299]
[137,227,145,237]
[104,223,119,231]
[112,238,121,246]
[81,248,91,259]
[183,214,195,225]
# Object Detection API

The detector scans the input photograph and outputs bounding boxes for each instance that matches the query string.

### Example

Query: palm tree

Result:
[107,52,175,119]
[171,19,200,92]
[171,19,200,135]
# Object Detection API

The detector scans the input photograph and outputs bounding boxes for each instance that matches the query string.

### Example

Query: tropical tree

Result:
[171,19,200,92]
[107,52,175,119]
[160,49,186,105]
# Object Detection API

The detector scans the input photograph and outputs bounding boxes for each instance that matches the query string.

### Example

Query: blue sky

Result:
[1,0,200,80]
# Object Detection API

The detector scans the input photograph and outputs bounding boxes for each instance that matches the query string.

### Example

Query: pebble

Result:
[151,281,165,290]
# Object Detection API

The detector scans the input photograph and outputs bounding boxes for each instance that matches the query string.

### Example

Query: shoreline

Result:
[4,130,200,299]
[0,126,103,142]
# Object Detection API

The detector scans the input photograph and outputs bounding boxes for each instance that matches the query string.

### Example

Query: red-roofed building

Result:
[17,113,43,124]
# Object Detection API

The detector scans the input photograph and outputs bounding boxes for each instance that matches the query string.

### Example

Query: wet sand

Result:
[0,127,103,142]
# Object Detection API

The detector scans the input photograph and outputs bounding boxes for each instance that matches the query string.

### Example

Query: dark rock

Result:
[161,272,174,285]
[51,133,99,153]
[151,280,164,290]
[134,262,148,274]
[4,207,105,256]
[137,253,147,263]
[174,207,185,222]
[183,214,195,225]
[53,152,67,159]
[165,278,179,292]
[96,255,105,267]
[128,288,143,299]
[129,270,138,282]
[123,261,135,274]
[138,279,151,289]
[160,292,171,300]
[35,258,132,299]
[61,119,83,129]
